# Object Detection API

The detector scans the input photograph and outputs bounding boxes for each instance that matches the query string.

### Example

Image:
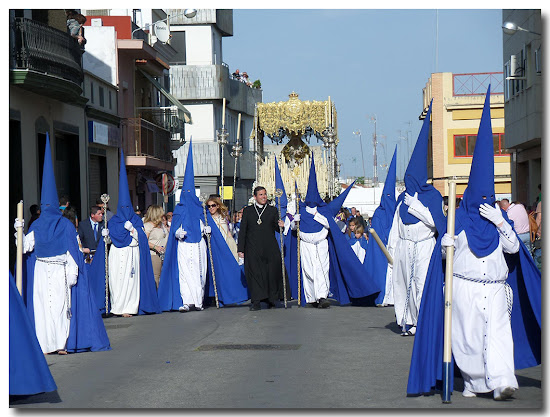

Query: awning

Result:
[137,68,192,124]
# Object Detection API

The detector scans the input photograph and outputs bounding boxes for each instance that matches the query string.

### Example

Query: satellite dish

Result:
[153,21,170,43]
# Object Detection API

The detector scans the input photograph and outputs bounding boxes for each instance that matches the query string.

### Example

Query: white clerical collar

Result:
[255,202,265,208]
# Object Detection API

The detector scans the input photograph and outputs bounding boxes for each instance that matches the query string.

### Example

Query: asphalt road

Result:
[10,299,542,409]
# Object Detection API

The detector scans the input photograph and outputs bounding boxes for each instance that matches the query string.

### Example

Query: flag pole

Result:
[442,180,457,403]
[16,201,24,295]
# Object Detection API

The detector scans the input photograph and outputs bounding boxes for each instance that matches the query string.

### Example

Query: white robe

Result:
[381,262,394,306]
[448,221,520,393]
[387,200,437,329]
[108,228,140,315]
[294,207,331,303]
[177,221,207,308]
[23,231,78,353]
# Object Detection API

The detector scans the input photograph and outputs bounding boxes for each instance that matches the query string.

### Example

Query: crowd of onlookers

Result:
[231,69,260,89]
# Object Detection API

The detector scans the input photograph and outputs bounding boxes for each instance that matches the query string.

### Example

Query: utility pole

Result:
[371,115,378,185]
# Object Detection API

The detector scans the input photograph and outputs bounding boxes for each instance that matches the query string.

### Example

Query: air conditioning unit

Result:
[506,54,526,80]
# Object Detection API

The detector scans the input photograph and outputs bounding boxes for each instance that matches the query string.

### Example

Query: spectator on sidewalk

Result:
[499,199,531,249]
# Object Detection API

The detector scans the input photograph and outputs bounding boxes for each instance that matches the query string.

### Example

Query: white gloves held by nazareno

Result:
[293,213,301,222]
[441,233,457,248]
[175,227,187,240]
[102,228,109,237]
[204,226,212,235]
[124,220,134,231]
[14,219,24,230]
[404,192,419,207]
[479,203,504,227]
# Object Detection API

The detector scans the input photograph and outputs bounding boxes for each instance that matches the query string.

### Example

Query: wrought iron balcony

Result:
[10,17,84,87]
[121,118,174,168]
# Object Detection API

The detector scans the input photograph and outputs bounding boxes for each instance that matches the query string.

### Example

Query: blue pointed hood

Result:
[399,100,441,225]
[274,155,288,218]
[455,85,500,257]
[108,149,143,247]
[32,133,68,257]
[172,140,203,242]
[116,148,134,220]
[304,154,325,208]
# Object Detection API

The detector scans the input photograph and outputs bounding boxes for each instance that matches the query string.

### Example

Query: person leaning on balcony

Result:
[66,10,87,46]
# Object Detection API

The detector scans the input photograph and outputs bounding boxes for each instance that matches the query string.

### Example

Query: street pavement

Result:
[10,299,542,409]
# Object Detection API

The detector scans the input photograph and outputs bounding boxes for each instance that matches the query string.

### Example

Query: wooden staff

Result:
[442,180,457,403]
[296,192,302,307]
[368,228,393,265]
[275,189,287,309]
[201,196,219,308]
[16,201,23,295]
[101,193,110,315]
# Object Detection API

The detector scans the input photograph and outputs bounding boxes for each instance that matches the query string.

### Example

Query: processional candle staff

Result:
[16,201,23,294]
[217,99,229,203]
[231,113,243,225]
[101,193,110,315]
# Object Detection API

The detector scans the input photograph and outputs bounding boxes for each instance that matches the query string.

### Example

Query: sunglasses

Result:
[207,204,218,208]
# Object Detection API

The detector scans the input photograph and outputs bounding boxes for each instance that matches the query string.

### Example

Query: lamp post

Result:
[502,21,541,36]
[230,114,243,222]
[131,9,197,40]
[216,126,229,203]
[369,114,378,185]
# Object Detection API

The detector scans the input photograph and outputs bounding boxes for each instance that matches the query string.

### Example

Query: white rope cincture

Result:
[36,257,71,319]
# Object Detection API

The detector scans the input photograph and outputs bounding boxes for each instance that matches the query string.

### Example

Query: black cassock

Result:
[237,203,283,304]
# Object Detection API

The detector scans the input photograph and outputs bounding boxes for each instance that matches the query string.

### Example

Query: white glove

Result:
[101,228,109,237]
[204,226,212,235]
[14,219,24,230]
[479,203,504,227]
[124,220,134,231]
[441,233,456,248]
[293,213,301,222]
[175,227,187,240]
[404,192,419,207]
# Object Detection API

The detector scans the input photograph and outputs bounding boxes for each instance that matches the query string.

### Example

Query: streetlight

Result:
[352,130,366,180]
[502,21,541,36]
[131,9,198,40]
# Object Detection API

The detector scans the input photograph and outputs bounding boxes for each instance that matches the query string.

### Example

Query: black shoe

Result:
[307,301,319,308]
[267,302,276,309]
[249,302,261,311]
[318,298,330,309]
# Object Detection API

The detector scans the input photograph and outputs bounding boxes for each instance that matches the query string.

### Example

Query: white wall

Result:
[181,26,213,65]
[183,103,215,142]
[83,25,118,85]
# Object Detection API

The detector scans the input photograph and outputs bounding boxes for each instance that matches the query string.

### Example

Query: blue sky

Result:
[222,8,505,182]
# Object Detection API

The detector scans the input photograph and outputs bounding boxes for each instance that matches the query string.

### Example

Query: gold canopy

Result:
[256,92,338,138]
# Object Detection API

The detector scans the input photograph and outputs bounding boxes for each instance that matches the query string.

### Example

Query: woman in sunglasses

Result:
[205,197,238,261]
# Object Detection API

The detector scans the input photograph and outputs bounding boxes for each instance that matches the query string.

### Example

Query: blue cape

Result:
[407,213,541,395]
[90,149,160,315]
[364,147,398,304]
[158,140,249,309]
[22,218,111,353]
[9,272,57,395]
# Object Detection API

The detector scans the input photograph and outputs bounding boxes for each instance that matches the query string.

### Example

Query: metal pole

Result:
[296,192,302,307]
[275,189,287,309]
[101,193,111,315]
[201,196,219,309]
[442,180,457,403]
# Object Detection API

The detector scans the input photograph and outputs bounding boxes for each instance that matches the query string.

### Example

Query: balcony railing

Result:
[10,17,84,86]
[121,118,173,163]
[453,72,504,96]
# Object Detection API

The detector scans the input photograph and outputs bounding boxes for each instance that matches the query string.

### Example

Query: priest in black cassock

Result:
[238,186,285,311]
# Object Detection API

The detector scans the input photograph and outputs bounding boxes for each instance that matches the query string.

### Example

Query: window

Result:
[99,86,105,107]
[108,91,112,110]
[454,133,508,157]
[535,46,542,74]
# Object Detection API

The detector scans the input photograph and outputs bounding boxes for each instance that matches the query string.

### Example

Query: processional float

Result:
[251,92,339,306]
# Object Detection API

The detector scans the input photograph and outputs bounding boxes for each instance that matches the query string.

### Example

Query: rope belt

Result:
[453,273,513,323]
[36,257,72,319]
